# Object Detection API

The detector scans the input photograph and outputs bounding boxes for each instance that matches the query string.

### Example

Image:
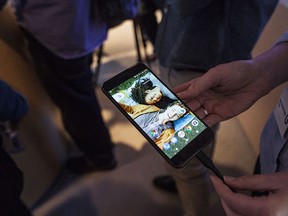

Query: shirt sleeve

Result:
[0,81,29,121]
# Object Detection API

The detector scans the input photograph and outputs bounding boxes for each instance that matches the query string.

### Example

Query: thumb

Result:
[224,174,277,192]
[210,175,263,215]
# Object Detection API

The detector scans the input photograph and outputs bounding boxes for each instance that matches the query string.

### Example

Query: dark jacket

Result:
[155,0,279,71]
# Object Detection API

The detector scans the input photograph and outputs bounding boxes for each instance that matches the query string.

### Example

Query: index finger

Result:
[173,81,192,94]
[224,173,286,192]
[173,73,215,99]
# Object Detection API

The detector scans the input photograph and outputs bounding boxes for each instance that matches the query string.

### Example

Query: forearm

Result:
[253,42,288,93]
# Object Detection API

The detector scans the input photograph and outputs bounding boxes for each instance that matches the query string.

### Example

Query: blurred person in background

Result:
[138,0,165,61]
[174,31,288,216]
[0,0,116,174]
[153,0,279,215]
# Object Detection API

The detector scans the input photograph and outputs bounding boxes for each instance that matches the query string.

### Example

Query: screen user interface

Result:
[108,69,207,159]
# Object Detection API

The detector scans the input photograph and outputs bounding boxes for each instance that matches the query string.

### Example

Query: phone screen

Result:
[103,64,211,164]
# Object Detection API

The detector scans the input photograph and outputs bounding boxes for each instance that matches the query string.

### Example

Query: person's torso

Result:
[155,0,279,71]
[13,0,107,59]
[260,88,288,173]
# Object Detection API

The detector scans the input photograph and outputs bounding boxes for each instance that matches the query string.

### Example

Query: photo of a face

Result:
[108,69,207,159]
[144,86,163,104]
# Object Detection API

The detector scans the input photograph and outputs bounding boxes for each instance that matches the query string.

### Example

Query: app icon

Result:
[112,92,125,101]
[170,137,178,144]
[192,119,199,126]
[150,129,159,139]
[178,130,185,138]
[163,143,171,150]
[184,125,192,132]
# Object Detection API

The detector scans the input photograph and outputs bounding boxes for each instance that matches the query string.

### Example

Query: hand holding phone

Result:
[102,63,215,168]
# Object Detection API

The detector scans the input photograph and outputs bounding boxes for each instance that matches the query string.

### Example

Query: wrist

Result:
[247,58,272,99]
[251,58,272,96]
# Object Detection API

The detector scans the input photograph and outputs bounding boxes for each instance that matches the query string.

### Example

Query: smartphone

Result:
[102,63,214,168]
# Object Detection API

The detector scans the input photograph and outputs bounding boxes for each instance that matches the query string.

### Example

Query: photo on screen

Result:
[108,69,207,159]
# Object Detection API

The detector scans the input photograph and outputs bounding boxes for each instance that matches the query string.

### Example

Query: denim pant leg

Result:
[159,65,216,216]
[23,31,113,162]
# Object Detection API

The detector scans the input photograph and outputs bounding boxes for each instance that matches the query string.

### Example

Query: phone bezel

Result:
[102,63,214,168]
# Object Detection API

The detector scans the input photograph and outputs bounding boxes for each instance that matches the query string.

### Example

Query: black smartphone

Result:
[102,63,214,168]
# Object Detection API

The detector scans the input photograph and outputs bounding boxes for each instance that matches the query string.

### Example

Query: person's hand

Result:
[173,60,270,127]
[210,172,288,216]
